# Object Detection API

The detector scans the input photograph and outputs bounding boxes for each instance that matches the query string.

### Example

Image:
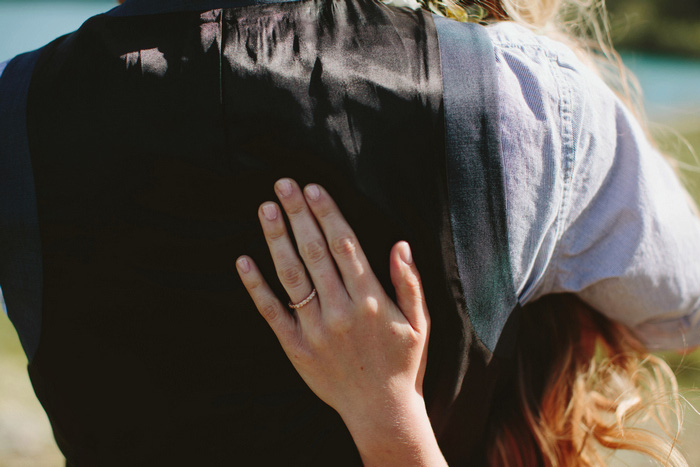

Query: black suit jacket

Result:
[0,0,514,464]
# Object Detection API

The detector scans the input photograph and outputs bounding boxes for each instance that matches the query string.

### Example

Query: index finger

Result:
[236,255,299,349]
[302,184,381,300]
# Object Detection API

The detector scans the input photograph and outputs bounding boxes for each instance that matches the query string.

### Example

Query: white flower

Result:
[381,0,421,10]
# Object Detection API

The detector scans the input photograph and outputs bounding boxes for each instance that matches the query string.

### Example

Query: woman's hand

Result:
[236,178,446,466]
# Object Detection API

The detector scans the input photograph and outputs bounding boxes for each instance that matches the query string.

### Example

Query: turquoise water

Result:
[622,52,700,123]
[1,1,699,121]
[0,1,116,60]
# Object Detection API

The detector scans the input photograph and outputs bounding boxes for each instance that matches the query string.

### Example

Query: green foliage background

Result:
[608,0,700,57]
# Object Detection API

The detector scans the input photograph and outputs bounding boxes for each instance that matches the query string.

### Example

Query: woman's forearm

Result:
[342,393,448,467]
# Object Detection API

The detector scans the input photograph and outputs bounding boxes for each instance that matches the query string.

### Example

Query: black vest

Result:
[0,0,516,464]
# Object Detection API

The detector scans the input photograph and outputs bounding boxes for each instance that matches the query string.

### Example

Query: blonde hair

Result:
[409,2,694,464]
[485,294,688,466]
[419,0,646,122]
[400,1,697,463]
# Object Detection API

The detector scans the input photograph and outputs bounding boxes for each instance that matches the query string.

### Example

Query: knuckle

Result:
[326,311,352,334]
[246,276,265,292]
[407,330,423,346]
[331,235,358,259]
[260,301,279,321]
[285,202,306,216]
[307,326,330,348]
[266,228,286,241]
[280,264,306,288]
[404,278,424,300]
[301,239,328,265]
[315,203,334,219]
[360,296,380,315]
[412,273,423,289]
[402,270,422,290]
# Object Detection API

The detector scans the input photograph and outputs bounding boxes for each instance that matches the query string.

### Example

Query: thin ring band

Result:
[289,288,317,309]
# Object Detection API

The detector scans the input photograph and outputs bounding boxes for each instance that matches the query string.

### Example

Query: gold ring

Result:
[289,288,317,309]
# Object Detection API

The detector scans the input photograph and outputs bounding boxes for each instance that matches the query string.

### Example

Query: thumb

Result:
[390,241,429,331]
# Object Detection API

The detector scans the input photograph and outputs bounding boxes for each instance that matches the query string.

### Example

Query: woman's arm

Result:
[236,178,447,467]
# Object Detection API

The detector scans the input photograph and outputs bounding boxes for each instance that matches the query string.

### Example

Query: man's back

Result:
[0,0,512,464]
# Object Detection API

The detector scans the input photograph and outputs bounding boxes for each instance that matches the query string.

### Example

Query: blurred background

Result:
[0,0,699,465]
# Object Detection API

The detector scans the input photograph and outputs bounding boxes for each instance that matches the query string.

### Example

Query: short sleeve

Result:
[546,68,700,350]
[488,22,700,351]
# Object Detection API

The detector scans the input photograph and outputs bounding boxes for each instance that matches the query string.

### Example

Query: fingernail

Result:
[305,184,320,201]
[276,179,293,198]
[237,257,251,273]
[262,203,278,221]
[399,242,412,265]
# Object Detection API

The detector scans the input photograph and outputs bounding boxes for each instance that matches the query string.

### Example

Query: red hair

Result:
[485,294,688,466]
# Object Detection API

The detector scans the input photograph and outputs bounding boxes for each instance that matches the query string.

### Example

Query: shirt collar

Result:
[108,0,301,16]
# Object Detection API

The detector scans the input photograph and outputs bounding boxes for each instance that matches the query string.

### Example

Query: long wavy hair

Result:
[405,1,694,464]
[485,294,688,466]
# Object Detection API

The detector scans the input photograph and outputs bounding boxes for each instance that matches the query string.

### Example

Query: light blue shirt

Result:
[1,21,698,350]
[486,22,700,350]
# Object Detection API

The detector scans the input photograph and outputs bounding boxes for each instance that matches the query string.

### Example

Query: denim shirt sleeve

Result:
[488,23,700,350]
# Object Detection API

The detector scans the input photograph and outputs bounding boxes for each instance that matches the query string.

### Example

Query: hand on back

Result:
[236,178,429,418]
[236,179,446,466]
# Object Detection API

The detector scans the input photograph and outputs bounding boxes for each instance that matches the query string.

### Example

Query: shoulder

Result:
[483,21,616,115]
[485,21,582,73]
[481,21,607,304]
[482,24,700,350]
[485,21,574,55]
[484,21,614,116]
